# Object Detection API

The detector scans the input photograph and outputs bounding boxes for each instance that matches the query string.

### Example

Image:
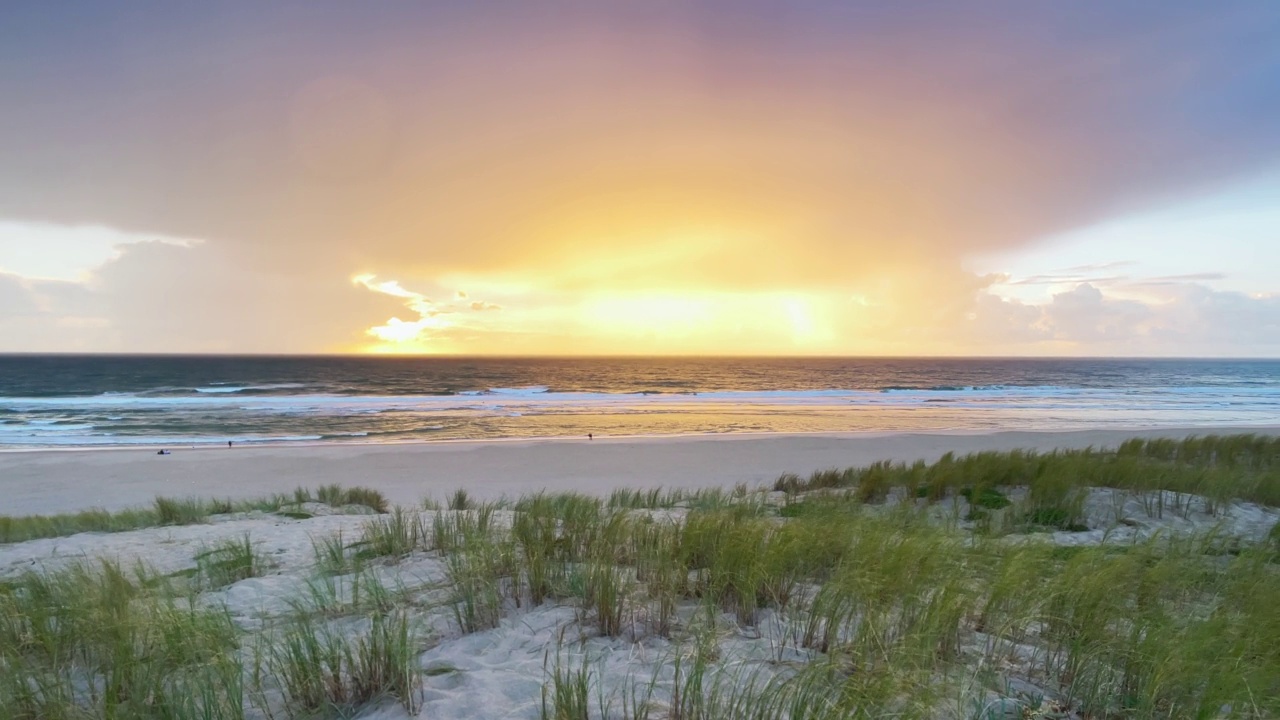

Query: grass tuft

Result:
[311,529,359,575]
[448,488,472,511]
[264,611,422,716]
[155,496,211,525]
[356,507,424,560]
[541,650,591,720]
[195,533,266,589]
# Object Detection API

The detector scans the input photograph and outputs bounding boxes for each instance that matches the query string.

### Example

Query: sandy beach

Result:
[5,429,1280,718]
[3,426,1277,516]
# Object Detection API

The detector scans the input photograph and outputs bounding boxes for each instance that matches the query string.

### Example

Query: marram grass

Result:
[773,433,1280,507]
[263,611,422,717]
[0,559,242,719]
[0,484,390,544]
[195,533,267,589]
[2,434,1279,718]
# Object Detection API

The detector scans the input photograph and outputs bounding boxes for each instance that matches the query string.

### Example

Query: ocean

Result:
[0,355,1276,448]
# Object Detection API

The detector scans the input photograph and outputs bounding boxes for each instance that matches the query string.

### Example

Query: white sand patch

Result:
[1053,488,1279,546]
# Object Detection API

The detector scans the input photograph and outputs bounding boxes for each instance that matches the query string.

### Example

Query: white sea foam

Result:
[6,385,1266,410]
[194,383,310,393]
[3,384,1279,448]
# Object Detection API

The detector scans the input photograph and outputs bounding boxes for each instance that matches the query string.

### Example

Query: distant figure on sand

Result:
[228,440,233,448]
[156,449,170,455]
[588,433,593,440]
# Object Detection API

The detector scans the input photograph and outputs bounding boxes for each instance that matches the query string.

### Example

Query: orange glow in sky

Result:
[2,4,1279,355]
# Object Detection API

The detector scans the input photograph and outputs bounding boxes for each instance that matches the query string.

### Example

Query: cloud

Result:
[0,273,42,316]
[1061,262,1138,273]
[3,5,1277,286]
[1040,284,1153,343]
[799,267,1280,356]
[4,232,1279,355]
[0,220,197,282]
[0,241,409,353]
[1007,273,1129,287]
[1134,273,1229,286]
[964,281,1280,355]
[353,274,503,350]
[0,4,1277,353]
[1004,269,1229,289]
[0,271,111,351]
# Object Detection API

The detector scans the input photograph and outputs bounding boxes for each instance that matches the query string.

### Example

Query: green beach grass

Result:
[0,484,390,544]
[1,436,1278,718]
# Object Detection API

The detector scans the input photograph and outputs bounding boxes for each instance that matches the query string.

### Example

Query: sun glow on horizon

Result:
[351,264,876,355]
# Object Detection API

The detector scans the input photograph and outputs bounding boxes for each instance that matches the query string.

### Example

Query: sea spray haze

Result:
[0,355,1277,448]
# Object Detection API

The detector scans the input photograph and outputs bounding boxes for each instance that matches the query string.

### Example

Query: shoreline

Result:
[4,425,1279,517]
[5,420,1280,455]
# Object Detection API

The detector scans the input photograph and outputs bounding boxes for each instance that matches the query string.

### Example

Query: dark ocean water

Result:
[0,356,1277,448]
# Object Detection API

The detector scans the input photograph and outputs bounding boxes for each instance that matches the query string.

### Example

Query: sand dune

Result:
[2,484,1276,719]
[5,430,1280,718]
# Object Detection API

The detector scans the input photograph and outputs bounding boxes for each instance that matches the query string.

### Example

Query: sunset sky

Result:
[2,2,1278,356]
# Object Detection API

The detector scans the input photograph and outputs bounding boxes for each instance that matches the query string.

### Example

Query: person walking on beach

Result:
[588,433,593,440]
[228,440,233,448]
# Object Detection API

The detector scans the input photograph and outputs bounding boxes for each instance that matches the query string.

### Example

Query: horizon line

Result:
[1,352,1278,361]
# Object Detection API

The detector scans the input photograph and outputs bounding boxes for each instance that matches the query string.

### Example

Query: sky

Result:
[1,1,1278,356]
